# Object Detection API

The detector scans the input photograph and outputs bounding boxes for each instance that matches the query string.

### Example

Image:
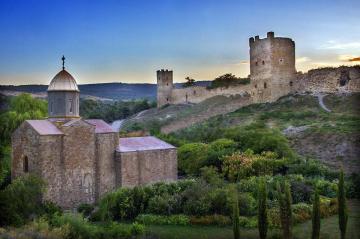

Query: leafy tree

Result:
[183,77,195,87]
[278,180,292,239]
[338,169,348,239]
[233,188,240,239]
[178,143,209,175]
[0,94,47,143]
[311,187,320,239]
[0,174,46,226]
[258,178,268,239]
[208,73,250,89]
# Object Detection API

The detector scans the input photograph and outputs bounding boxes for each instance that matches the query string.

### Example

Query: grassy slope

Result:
[171,93,360,173]
[146,200,360,239]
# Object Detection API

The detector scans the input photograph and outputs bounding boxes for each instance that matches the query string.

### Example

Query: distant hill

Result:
[0,81,211,101]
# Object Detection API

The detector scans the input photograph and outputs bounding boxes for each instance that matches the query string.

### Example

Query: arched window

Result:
[69,99,73,113]
[262,60,265,65]
[23,156,29,173]
[264,82,267,89]
[290,81,293,87]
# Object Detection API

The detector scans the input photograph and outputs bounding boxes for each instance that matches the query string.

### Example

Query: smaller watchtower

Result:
[157,69,173,108]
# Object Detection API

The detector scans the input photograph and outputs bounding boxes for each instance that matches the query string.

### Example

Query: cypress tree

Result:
[258,178,268,239]
[311,188,320,239]
[233,188,240,239]
[338,169,348,239]
[278,180,292,239]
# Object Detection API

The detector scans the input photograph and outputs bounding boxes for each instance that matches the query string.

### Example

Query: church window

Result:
[264,82,267,88]
[262,60,265,65]
[23,156,29,173]
[69,99,73,113]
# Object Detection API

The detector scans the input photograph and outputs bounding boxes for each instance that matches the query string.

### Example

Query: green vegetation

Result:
[183,76,196,87]
[338,169,348,239]
[258,178,268,239]
[278,180,293,239]
[312,187,320,239]
[207,73,250,89]
[80,98,155,122]
[0,93,359,239]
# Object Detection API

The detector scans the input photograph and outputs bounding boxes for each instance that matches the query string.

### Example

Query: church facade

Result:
[11,65,177,209]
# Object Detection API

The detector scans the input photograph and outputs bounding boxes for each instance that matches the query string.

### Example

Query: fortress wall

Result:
[296,66,360,93]
[171,84,251,104]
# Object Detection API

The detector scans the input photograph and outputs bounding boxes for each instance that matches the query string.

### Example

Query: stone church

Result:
[11,63,177,209]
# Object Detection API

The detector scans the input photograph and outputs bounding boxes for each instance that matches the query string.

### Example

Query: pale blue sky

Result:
[0,0,359,85]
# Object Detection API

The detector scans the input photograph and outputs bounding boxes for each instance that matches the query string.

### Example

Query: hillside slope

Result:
[124,93,360,173]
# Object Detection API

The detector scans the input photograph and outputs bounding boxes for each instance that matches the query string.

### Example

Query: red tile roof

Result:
[85,119,117,133]
[26,120,63,135]
[117,136,176,152]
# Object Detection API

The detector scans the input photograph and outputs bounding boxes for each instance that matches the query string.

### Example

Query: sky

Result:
[0,0,359,85]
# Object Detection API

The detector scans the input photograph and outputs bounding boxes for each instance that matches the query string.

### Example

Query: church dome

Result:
[48,69,79,92]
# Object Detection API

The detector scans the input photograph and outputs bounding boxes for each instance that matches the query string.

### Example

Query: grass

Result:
[146,200,360,239]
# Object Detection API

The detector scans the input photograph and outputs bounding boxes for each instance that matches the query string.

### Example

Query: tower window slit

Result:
[23,156,29,172]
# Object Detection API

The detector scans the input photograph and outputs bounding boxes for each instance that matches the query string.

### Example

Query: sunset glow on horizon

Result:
[0,0,359,85]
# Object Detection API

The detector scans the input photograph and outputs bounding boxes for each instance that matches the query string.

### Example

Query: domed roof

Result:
[47,70,79,92]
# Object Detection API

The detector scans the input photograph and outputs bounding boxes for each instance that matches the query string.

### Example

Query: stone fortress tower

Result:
[249,31,296,102]
[157,69,173,107]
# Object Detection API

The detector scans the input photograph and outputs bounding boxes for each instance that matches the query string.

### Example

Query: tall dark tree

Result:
[278,181,292,239]
[258,178,268,239]
[338,169,348,239]
[233,188,240,239]
[311,187,320,239]
[183,77,195,87]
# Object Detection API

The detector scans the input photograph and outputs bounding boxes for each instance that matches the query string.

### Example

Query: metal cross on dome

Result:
[62,55,65,70]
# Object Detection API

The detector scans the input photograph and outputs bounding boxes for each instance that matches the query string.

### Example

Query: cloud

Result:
[296,57,311,63]
[320,41,360,50]
[348,57,360,62]
[338,54,360,62]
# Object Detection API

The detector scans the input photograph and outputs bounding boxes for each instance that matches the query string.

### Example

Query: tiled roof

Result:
[117,136,176,152]
[85,119,117,133]
[26,120,64,135]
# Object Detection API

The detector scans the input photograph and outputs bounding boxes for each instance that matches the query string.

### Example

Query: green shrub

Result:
[77,203,94,218]
[190,214,231,226]
[238,193,257,216]
[136,214,190,225]
[178,143,209,175]
[238,216,258,228]
[0,174,46,226]
[292,203,312,223]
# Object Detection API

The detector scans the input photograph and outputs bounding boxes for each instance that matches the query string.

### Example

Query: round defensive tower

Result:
[249,32,296,102]
[157,69,173,108]
[47,56,80,118]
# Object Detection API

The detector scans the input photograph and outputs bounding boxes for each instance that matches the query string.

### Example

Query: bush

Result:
[178,143,209,175]
[136,214,190,225]
[0,174,46,226]
[190,214,231,226]
[77,203,94,218]
[238,216,258,228]
[292,203,312,223]
[238,193,257,216]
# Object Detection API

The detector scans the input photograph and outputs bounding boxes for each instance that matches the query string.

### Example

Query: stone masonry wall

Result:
[60,120,96,209]
[95,132,118,200]
[11,122,41,179]
[115,148,177,188]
